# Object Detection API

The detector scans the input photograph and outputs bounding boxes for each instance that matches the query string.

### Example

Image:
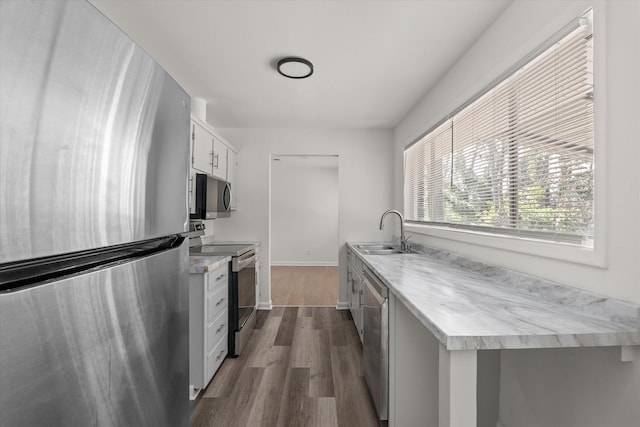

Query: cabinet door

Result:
[227,149,238,210]
[211,138,227,181]
[349,269,357,313]
[192,122,213,175]
[353,271,364,342]
[204,265,229,378]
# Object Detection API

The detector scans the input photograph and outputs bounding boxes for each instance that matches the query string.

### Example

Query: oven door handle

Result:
[237,253,256,270]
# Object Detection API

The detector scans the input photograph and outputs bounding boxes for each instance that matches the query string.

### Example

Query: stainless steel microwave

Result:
[191,173,231,219]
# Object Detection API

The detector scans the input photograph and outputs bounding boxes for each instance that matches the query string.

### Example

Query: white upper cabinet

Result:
[191,121,213,175]
[189,114,239,212]
[211,137,227,182]
[190,115,234,182]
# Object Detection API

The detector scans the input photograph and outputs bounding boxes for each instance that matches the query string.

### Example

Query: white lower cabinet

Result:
[189,261,229,399]
[347,249,364,343]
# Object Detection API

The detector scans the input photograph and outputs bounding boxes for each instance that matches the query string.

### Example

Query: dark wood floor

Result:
[191,307,379,427]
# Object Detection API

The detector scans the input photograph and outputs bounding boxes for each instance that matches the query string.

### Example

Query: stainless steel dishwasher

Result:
[363,266,389,424]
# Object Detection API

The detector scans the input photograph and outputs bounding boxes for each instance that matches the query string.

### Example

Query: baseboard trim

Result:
[271,261,338,267]
[336,301,349,310]
[257,301,273,310]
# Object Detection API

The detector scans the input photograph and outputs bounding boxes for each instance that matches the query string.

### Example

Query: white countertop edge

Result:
[188,255,231,274]
[347,242,640,351]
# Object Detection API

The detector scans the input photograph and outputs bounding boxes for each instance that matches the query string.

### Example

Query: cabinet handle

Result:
[216,274,225,282]
[216,323,226,334]
[215,298,225,307]
[216,349,225,361]
[213,153,219,168]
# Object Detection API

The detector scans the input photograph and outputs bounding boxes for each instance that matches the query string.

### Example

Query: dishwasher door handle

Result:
[363,268,388,298]
[364,278,386,307]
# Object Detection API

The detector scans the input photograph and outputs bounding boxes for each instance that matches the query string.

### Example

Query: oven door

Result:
[235,251,256,330]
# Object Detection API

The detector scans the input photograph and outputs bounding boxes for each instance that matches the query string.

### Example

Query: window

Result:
[404,10,594,247]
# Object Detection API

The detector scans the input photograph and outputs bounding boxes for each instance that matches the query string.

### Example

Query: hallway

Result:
[270,266,338,307]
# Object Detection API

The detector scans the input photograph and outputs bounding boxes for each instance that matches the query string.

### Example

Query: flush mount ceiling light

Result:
[277,57,313,79]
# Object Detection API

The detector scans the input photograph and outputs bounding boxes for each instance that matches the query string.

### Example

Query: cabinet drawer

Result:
[206,309,228,353]
[207,284,228,323]
[206,335,227,381]
[206,268,228,294]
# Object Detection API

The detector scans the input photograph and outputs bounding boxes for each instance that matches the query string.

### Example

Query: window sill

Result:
[405,222,607,268]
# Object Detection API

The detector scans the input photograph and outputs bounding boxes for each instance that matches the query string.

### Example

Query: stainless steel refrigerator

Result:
[0,1,191,425]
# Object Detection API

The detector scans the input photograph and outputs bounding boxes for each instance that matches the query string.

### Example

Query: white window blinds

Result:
[404,10,594,246]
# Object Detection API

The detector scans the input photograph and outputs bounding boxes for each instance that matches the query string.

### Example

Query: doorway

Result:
[270,155,339,307]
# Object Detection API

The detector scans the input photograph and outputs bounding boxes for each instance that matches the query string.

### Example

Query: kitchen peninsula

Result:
[347,242,640,427]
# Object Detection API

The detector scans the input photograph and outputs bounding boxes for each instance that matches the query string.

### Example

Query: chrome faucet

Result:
[379,209,411,251]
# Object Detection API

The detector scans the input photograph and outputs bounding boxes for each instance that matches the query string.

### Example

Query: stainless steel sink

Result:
[355,244,407,255]
[361,249,405,255]
[356,244,395,250]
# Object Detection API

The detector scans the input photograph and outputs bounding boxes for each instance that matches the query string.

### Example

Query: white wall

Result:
[395,0,639,305]
[212,128,394,309]
[393,1,640,425]
[271,156,339,266]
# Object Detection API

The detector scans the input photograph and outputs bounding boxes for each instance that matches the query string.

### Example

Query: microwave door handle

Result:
[223,183,232,211]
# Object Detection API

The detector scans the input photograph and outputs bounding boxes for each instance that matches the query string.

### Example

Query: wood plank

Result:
[311,307,331,330]
[274,307,298,346]
[328,307,350,346]
[339,309,353,321]
[271,306,285,317]
[202,356,244,398]
[309,328,335,397]
[313,307,351,346]
[215,367,265,426]
[254,309,270,329]
[331,344,379,427]
[246,346,292,426]
[290,318,334,397]
[276,367,310,427]
[190,397,226,427]
[289,319,315,367]
[305,397,339,427]
[298,306,313,317]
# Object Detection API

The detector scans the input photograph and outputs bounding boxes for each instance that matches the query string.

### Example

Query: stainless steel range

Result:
[190,241,257,357]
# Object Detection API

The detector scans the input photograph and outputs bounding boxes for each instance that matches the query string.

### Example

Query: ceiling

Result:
[89,0,512,129]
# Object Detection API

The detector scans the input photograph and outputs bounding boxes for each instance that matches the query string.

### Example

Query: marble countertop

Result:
[198,236,262,247]
[347,242,640,351]
[188,237,261,274]
[188,254,231,274]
